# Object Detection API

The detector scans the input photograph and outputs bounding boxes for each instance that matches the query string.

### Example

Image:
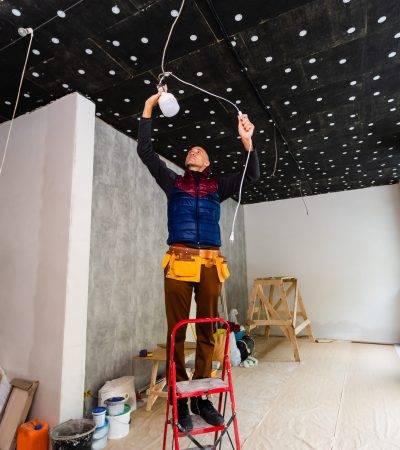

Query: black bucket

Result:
[50,419,96,450]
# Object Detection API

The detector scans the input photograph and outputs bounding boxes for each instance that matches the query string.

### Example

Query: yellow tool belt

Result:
[161,245,230,283]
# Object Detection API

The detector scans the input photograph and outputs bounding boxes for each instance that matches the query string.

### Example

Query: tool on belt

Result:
[161,245,230,283]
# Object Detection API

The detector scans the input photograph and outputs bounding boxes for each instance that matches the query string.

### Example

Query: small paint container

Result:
[105,397,125,416]
[91,407,107,428]
[106,405,131,439]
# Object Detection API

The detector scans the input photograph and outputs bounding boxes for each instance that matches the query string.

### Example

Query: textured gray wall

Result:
[85,118,247,401]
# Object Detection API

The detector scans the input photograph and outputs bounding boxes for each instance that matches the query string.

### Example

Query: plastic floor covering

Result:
[105,336,400,450]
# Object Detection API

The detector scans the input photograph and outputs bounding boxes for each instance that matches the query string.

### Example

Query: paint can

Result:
[106,404,131,439]
[105,396,126,416]
[91,419,109,450]
[91,406,106,428]
[50,419,95,450]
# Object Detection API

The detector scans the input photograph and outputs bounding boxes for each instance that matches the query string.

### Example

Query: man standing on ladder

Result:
[137,91,260,432]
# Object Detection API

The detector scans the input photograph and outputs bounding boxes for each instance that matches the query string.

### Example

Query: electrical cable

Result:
[0,29,33,178]
[0,0,87,53]
[167,72,241,115]
[0,0,90,178]
[298,181,309,215]
[161,0,186,76]
[203,0,312,208]
[271,125,278,178]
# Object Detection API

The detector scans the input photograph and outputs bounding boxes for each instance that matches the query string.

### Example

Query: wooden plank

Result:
[298,294,316,342]
[292,279,299,327]
[295,319,311,335]
[279,280,292,319]
[259,290,291,341]
[0,379,38,450]
[287,326,300,363]
[251,319,291,326]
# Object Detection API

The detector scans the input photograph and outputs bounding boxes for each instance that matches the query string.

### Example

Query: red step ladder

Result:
[162,318,241,450]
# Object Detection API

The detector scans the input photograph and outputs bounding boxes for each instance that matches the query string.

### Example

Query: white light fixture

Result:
[157,84,180,117]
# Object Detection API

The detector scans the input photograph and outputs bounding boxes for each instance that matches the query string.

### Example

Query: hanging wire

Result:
[270,124,278,178]
[0,0,92,178]
[229,149,252,242]
[0,0,87,53]
[0,30,34,177]
[298,181,309,215]
[167,72,241,115]
[160,0,186,76]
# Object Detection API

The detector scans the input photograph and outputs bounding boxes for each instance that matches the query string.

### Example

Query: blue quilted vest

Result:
[167,169,221,247]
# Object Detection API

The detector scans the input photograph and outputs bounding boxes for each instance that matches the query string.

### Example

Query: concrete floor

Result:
[105,336,400,449]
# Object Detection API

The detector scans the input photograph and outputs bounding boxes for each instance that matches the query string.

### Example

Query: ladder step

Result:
[178,414,225,437]
[182,447,214,449]
[176,377,229,398]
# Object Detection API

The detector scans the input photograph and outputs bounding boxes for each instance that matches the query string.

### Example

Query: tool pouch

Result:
[215,256,230,283]
[162,253,202,282]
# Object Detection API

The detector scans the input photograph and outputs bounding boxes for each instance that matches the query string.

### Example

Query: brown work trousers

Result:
[164,265,221,383]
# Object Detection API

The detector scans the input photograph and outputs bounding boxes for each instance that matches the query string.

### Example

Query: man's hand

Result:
[238,114,255,151]
[142,91,162,118]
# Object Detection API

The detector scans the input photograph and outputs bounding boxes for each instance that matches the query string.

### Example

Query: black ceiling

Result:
[1,0,399,203]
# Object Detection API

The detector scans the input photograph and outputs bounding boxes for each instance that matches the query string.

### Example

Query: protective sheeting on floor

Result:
[105,337,400,450]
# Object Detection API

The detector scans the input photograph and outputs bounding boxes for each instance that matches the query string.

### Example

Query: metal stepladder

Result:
[162,318,241,450]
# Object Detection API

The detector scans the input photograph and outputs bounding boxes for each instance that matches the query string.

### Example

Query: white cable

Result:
[229,148,252,242]
[0,0,86,53]
[168,72,241,115]
[0,30,33,178]
[161,0,186,75]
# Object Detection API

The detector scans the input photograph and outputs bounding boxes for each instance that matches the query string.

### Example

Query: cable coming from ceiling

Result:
[0,0,87,53]
[0,29,33,178]
[203,0,311,209]
[0,0,90,179]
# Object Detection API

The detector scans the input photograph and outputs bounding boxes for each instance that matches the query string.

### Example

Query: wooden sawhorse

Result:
[246,277,315,362]
[133,345,195,411]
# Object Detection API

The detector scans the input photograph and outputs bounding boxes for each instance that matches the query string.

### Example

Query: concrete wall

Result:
[85,119,247,401]
[244,184,400,344]
[0,93,95,425]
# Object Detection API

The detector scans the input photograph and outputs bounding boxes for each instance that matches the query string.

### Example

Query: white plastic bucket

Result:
[91,406,106,428]
[92,435,107,450]
[105,396,126,416]
[106,404,131,439]
[92,420,109,449]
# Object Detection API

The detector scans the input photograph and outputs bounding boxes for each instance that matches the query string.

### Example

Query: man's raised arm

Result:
[218,114,260,202]
[137,93,177,196]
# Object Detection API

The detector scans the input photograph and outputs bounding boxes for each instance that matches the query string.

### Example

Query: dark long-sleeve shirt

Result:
[137,117,260,201]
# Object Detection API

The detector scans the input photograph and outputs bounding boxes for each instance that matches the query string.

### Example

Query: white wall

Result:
[244,184,400,344]
[0,93,95,426]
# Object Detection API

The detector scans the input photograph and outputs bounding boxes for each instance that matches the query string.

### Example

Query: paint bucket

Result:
[106,404,131,439]
[50,419,95,450]
[91,420,109,450]
[105,396,125,416]
[91,406,106,428]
